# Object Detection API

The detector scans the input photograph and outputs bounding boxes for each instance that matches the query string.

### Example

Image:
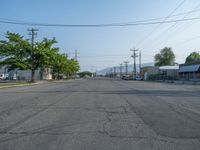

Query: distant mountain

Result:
[96,62,154,75]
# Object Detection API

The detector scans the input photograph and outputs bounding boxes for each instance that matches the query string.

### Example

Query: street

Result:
[0,79,200,150]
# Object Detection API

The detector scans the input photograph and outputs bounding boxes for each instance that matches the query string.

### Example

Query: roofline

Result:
[180,61,200,67]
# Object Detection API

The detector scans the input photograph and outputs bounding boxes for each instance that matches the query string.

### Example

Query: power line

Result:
[175,35,200,46]
[135,0,186,48]
[1,17,200,27]
[1,8,200,27]
[0,33,5,37]
[74,49,79,61]
[149,2,200,49]
[0,31,6,37]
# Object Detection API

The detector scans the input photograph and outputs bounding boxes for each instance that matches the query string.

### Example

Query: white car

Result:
[0,74,5,80]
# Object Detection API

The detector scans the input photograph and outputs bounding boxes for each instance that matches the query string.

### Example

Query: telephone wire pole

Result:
[124,61,129,76]
[139,51,142,77]
[28,28,39,82]
[119,63,123,78]
[131,48,138,79]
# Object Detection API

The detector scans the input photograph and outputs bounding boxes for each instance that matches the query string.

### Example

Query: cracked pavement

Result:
[0,78,200,150]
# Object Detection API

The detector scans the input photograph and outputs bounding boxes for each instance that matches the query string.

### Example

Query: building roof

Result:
[179,61,200,67]
[179,64,200,73]
[159,66,179,70]
[141,66,158,69]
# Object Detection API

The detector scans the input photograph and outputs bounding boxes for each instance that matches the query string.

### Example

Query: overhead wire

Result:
[135,0,186,48]
[175,35,200,47]
[149,2,200,49]
[0,31,6,38]
[0,17,199,27]
[0,34,5,37]
[2,17,200,28]
[1,8,200,26]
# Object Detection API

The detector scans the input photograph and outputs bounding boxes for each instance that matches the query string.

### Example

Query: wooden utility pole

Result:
[124,61,129,75]
[139,51,141,77]
[119,63,122,78]
[75,49,78,61]
[131,48,138,79]
[28,28,38,82]
[113,67,116,78]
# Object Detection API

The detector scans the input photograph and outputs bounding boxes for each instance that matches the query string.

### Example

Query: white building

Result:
[0,66,52,80]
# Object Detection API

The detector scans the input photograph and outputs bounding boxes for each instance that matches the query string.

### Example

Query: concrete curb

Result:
[0,79,76,89]
[145,80,200,86]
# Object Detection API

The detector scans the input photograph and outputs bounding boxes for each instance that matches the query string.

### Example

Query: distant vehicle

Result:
[0,74,5,80]
[0,73,10,80]
[122,75,133,80]
[122,75,128,80]
[135,77,143,80]
[13,74,17,80]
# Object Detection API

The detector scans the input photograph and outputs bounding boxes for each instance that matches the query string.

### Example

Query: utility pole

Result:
[110,68,113,78]
[63,53,68,58]
[119,63,122,78]
[131,48,138,79]
[75,49,78,61]
[139,51,141,77]
[113,67,116,78]
[28,28,39,82]
[124,61,129,75]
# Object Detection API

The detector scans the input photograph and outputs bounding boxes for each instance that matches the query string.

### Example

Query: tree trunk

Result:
[40,68,44,80]
[57,71,59,80]
[31,69,36,82]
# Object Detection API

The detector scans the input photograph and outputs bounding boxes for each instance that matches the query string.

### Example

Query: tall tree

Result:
[52,54,68,79]
[66,59,80,77]
[0,32,60,82]
[185,51,200,64]
[78,71,92,78]
[154,47,175,66]
[33,38,59,80]
[0,32,30,71]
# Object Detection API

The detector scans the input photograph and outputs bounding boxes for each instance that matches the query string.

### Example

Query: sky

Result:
[1,0,200,71]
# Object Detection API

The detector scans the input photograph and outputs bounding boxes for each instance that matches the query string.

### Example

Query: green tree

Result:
[0,32,30,71]
[154,47,175,66]
[33,38,59,80]
[66,59,80,77]
[78,71,92,78]
[52,54,68,79]
[185,51,200,64]
[0,32,60,82]
[0,32,80,81]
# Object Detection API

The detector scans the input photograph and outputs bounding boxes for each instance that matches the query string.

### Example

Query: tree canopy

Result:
[0,32,30,71]
[78,71,93,78]
[154,47,175,66]
[0,32,80,82]
[185,51,200,64]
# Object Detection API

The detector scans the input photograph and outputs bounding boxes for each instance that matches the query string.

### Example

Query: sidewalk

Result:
[0,80,72,89]
[152,80,200,85]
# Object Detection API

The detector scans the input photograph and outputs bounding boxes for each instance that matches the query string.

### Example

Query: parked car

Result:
[122,75,133,80]
[135,77,143,80]
[0,74,5,80]
[121,75,127,80]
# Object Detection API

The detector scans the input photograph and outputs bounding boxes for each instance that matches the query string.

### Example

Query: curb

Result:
[0,79,78,89]
[0,82,42,89]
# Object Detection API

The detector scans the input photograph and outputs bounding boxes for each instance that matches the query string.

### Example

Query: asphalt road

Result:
[0,78,200,150]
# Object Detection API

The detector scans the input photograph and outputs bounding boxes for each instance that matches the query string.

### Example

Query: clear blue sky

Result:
[1,0,200,71]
